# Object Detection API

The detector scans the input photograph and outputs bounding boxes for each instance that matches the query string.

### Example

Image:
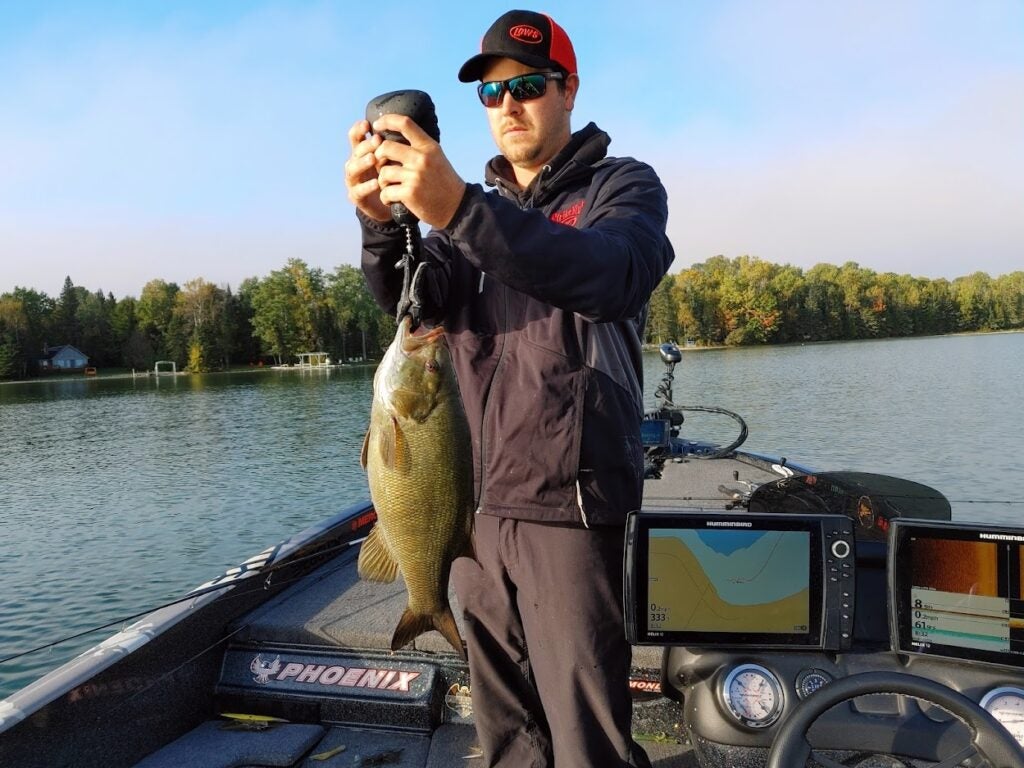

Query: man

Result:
[345,9,673,767]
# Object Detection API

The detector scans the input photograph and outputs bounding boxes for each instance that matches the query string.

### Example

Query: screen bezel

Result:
[890,519,1024,668]
[640,419,671,448]
[625,511,829,648]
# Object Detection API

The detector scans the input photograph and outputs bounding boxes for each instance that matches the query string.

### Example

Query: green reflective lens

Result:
[477,72,563,108]
[508,74,547,100]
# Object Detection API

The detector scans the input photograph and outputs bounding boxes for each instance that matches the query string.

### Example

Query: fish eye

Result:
[425,360,440,374]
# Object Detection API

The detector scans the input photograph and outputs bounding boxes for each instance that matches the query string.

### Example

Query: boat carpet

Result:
[228,545,461,656]
[131,720,326,767]
[129,720,467,767]
[228,534,667,671]
[130,719,698,767]
[642,453,786,510]
[229,455,781,668]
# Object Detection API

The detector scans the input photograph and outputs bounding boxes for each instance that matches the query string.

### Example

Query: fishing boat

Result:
[2,344,1023,767]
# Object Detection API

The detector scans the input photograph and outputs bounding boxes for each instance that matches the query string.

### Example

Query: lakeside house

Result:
[38,344,90,372]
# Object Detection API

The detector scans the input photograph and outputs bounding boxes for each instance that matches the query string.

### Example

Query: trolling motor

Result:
[365,90,441,325]
[642,341,750,479]
[653,342,684,412]
[643,343,686,478]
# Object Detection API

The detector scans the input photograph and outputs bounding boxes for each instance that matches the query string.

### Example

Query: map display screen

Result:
[648,529,811,634]
[892,521,1024,665]
[624,512,835,648]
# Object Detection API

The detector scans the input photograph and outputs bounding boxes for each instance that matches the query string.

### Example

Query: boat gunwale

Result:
[0,499,377,734]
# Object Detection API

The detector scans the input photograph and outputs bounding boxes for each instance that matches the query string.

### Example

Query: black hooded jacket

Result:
[360,122,674,525]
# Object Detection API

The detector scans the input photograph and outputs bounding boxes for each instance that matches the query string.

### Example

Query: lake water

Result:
[2,332,1022,698]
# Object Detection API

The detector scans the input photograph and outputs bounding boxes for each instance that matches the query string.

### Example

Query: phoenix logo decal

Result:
[250,654,282,685]
[248,655,422,692]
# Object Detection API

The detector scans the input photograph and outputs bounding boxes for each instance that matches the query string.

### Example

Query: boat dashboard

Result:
[628,476,1024,767]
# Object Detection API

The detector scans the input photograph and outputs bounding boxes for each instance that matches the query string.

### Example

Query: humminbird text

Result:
[979,533,1024,543]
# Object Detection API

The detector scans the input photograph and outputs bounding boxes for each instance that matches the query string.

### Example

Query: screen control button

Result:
[830,540,851,559]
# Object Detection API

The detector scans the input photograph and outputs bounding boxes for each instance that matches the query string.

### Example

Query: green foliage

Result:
[326,265,386,362]
[136,279,181,362]
[187,340,206,373]
[646,275,680,344]
[249,260,319,365]
[668,257,1024,347]
[0,341,18,379]
[2,258,1021,381]
[174,278,230,371]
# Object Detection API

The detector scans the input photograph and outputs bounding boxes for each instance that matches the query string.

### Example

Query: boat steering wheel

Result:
[766,671,1024,768]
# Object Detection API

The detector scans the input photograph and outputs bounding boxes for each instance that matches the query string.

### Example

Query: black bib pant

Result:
[451,514,652,768]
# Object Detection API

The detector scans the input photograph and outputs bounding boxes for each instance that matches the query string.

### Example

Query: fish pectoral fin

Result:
[357,525,400,583]
[377,416,410,472]
[360,428,370,470]
[391,607,466,661]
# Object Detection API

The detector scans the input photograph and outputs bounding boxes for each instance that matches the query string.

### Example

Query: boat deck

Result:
[0,452,787,768]
[126,453,782,768]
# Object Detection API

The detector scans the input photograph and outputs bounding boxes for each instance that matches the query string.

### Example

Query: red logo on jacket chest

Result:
[550,199,585,227]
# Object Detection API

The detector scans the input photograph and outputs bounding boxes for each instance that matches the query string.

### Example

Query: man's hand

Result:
[372,114,466,229]
[345,119,391,223]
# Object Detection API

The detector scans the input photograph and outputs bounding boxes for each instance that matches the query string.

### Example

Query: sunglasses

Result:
[477,72,564,108]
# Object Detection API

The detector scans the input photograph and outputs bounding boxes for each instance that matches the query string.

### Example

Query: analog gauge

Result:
[980,686,1024,747]
[720,664,784,728]
[796,668,833,700]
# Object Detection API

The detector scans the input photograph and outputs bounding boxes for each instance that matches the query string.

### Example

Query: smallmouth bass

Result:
[360,316,473,658]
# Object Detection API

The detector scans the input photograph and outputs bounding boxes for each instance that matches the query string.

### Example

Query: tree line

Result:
[646,256,1024,347]
[0,259,394,379]
[2,255,1022,380]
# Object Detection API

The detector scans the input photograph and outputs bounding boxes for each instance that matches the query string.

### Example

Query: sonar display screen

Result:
[648,528,811,634]
[893,521,1024,665]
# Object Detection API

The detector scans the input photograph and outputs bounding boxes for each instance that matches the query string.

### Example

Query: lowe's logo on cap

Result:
[458,9,577,83]
[509,24,543,44]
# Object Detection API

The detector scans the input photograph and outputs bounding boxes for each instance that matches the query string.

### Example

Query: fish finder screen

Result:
[640,419,671,448]
[892,521,1024,665]
[647,528,811,634]
[623,511,848,649]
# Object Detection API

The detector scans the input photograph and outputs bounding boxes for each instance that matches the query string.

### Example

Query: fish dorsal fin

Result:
[357,524,400,583]
[377,416,409,472]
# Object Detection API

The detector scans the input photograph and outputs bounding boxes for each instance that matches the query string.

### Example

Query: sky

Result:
[1,0,1022,299]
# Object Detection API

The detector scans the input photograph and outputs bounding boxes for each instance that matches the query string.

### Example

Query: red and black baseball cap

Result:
[458,10,577,83]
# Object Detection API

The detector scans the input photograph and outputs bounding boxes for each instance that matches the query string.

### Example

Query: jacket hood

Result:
[484,122,610,193]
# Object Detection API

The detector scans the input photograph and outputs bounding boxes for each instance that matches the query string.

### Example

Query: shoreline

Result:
[643,327,1024,353]
[3,328,1021,386]
[0,361,380,387]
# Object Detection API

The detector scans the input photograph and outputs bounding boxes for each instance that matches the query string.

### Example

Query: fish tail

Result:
[391,607,466,661]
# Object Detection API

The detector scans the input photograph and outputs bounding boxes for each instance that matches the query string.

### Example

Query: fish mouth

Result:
[399,316,445,354]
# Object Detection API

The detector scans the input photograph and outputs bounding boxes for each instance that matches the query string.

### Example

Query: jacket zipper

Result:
[480,164,589,520]
[476,176,538,514]
[475,280,509,514]
[576,481,589,528]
